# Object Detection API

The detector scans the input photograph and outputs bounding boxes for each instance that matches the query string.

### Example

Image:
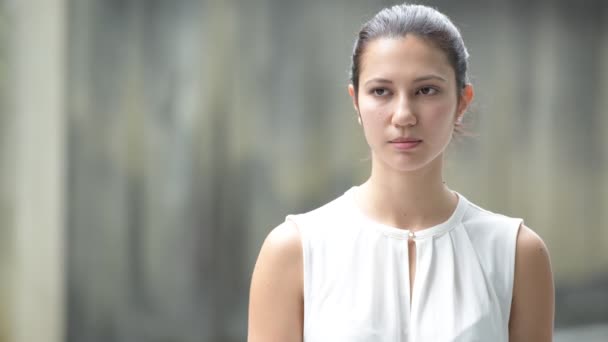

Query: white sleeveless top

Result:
[286,187,522,342]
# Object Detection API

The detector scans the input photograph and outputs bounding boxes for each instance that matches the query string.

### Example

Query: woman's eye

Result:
[372,88,389,96]
[417,87,438,95]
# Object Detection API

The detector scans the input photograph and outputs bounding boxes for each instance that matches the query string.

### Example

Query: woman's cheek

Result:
[361,104,390,122]
[427,102,456,123]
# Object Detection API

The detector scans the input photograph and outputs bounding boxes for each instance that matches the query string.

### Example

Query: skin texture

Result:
[248,35,554,341]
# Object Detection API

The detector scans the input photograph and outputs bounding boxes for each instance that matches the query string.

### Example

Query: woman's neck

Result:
[356,155,457,231]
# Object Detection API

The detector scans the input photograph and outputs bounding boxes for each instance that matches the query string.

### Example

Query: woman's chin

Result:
[374,153,443,174]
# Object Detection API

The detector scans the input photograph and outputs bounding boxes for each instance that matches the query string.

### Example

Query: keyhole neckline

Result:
[347,186,468,240]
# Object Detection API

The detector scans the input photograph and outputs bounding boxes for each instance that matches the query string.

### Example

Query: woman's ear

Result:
[348,84,362,125]
[456,83,474,120]
[348,84,359,113]
[458,84,474,114]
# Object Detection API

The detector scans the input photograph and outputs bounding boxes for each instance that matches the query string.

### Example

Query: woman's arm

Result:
[248,221,304,342]
[509,223,555,341]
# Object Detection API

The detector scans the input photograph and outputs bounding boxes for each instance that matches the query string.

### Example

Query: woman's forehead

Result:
[359,36,454,83]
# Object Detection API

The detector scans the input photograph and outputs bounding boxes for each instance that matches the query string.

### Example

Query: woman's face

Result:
[349,35,473,173]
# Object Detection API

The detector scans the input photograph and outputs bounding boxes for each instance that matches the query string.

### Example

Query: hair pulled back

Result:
[350,4,469,97]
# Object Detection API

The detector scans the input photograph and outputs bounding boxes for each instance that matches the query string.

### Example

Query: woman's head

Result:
[350,4,469,99]
[347,4,474,173]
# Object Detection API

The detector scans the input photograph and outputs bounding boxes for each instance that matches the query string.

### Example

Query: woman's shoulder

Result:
[457,193,552,285]
[253,221,303,289]
[249,221,304,341]
[285,188,353,228]
[458,193,523,234]
[455,192,549,249]
[456,193,525,262]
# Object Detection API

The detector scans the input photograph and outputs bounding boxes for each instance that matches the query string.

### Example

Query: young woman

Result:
[248,3,554,341]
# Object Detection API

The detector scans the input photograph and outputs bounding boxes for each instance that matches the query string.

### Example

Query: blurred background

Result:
[1,0,607,341]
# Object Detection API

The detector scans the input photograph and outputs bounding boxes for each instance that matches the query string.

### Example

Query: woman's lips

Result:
[389,139,422,150]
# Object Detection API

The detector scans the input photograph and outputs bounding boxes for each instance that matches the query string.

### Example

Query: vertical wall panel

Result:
[8,1,66,342]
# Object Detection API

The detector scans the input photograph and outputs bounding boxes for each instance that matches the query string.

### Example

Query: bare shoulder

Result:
[252,220,303,281]
[509,223,554,342]
[248,220,303,342]
[262,220,303,262]
[515,224,551,262]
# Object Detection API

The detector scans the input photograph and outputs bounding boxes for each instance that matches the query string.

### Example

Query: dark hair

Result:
[350,4,469,98]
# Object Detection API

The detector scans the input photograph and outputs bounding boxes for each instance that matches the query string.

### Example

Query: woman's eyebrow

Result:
[413,75,447,82]
[364,75,447,86]
[364,78,393,86]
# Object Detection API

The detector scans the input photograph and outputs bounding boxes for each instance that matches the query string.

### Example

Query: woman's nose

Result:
[392,97,417,127]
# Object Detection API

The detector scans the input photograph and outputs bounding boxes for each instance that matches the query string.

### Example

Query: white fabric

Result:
[286,186,522,342]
